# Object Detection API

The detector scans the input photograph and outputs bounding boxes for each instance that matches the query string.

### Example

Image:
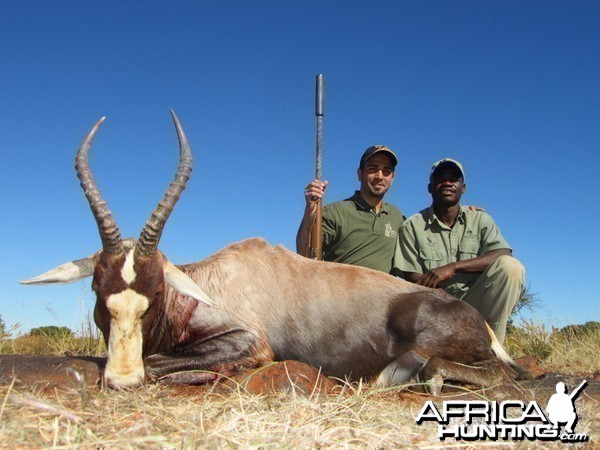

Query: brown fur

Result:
[132,237,520,389]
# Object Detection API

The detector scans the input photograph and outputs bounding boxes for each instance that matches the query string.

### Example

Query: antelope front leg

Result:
[417,356,515,395]
[144,328,274,385]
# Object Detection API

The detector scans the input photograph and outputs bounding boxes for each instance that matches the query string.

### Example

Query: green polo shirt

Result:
[395,205,511,298]
[322,191,405,274]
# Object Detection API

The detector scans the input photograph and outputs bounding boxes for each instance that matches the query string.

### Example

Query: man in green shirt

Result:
[296,145,404,274]
[394,158,524,343]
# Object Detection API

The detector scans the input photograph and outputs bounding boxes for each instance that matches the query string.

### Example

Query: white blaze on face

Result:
[121,249,137,284]
[103,288,149,388]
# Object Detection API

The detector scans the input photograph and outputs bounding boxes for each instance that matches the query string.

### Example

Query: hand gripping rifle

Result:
[308,74,324,260]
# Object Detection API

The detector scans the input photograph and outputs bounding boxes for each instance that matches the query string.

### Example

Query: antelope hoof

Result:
[425,374,444,396]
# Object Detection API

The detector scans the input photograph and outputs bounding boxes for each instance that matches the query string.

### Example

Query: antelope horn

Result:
[75,117,124,255]
[135,110,193,258]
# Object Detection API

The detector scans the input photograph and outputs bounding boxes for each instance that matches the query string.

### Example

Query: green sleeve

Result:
[478,213,511,255]
[321,205,338,250]
[394,220,424,274]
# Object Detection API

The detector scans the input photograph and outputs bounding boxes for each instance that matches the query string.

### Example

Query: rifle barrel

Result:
[315,74,324,180]
[570,380,587,400]
[309,74,324,260]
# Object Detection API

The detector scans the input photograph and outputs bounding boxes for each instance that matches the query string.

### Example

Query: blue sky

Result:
[1,1,598,334]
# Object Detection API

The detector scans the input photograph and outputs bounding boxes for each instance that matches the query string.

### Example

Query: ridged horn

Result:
[135,110,192,258]
[75,117,124,255]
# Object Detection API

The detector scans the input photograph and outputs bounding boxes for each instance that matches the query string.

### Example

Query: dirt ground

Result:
[1,354,598,403]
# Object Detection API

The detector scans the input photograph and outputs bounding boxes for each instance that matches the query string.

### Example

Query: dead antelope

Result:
[21,111,525,393]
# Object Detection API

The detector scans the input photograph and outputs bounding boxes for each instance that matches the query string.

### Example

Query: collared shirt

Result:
[322,191,405,274]
[394,205,511,298]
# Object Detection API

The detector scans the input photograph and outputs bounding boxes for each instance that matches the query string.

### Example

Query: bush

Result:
[554,321,599,338]
[29,326,73,338]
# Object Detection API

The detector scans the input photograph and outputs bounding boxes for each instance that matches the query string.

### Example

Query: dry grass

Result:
[504,320,600,378]
[1,322,598,448]
[1,379,597,449]
[0,317,105,357]
[0,334,105,357]
[0,382,437,449]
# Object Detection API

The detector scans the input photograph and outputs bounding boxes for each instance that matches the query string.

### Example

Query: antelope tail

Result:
[485,322,533,380]
[485,322,515,365]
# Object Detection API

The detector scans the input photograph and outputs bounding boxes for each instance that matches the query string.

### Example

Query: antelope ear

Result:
[163,260,217,308]
[20,252,101,285]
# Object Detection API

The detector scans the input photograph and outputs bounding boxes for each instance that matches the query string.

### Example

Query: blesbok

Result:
[21,111,525,393]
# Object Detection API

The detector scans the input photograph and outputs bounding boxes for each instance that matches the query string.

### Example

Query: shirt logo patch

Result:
[384,222,397,238]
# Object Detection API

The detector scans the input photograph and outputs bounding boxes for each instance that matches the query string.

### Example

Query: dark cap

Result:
[430,158,465,182]
[359,145,398,169]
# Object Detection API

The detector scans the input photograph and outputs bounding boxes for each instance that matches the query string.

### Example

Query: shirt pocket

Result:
[419,246,444,270]
[458,240,479,260]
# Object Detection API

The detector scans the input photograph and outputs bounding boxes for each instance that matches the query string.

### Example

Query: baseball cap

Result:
[359,145,398,169]
[430,158,465,182]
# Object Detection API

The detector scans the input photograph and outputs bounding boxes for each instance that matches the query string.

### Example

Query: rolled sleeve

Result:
[478,214,511,255]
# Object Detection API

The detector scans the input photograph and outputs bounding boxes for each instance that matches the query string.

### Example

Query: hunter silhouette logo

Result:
[546,380,587,434]
[416,379,589,443]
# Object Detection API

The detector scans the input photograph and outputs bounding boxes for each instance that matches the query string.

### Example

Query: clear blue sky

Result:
[1,1,598,334]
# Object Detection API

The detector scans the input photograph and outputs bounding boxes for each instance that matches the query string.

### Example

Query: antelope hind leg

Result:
[374,351,427,387]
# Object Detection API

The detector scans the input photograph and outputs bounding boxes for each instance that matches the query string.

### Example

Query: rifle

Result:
[308,74,324,260]
[569,380,587,400]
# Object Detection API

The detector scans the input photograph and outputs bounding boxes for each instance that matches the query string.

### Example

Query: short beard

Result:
[367,185,388,199]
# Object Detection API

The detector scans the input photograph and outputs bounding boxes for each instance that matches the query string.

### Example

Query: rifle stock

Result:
[309,200,323,259]
[309,74,324,260]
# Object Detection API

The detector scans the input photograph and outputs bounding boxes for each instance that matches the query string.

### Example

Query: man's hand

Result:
[297,179,328,256]
[417,264,456,288]
[304,179,328,215]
